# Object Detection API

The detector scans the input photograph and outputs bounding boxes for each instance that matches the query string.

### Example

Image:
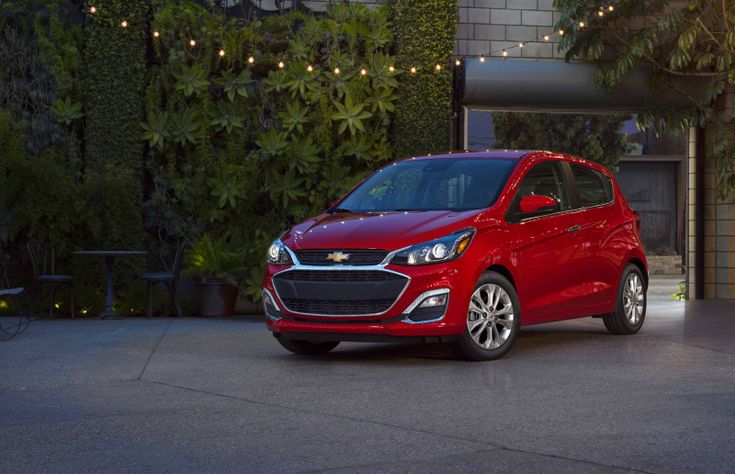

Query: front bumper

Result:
[262,260,471,338]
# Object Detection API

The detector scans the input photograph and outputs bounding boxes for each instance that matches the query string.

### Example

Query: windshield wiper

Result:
[328,207,353,214]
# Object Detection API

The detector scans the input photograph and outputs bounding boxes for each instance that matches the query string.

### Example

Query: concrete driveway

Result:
[1,277,733,473]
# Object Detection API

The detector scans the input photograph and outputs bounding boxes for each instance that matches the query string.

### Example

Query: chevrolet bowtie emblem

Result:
[326,251,350,263]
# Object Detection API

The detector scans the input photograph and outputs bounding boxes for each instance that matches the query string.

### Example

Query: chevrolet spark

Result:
[262,151,647,360]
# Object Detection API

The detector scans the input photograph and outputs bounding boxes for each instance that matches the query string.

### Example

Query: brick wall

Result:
[456,0,562,59]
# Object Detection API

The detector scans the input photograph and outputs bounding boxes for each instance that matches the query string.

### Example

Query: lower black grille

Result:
[282,299,395,315]
[273,269,408,316]
[295,249,388,266]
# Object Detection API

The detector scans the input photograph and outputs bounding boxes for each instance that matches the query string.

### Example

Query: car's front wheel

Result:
[603,264,646,335]
[276,338,340,355]
[455,272,521,361]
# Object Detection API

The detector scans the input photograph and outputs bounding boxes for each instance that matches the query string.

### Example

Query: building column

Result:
[714,88,735,298]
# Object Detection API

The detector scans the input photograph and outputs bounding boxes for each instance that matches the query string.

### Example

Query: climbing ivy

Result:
[391,0,457,158]
[83,0,148,249]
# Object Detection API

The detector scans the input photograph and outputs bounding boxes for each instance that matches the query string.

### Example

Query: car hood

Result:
[281,210,483,251]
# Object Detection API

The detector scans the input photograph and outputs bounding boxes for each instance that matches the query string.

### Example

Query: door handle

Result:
[566,225,581,233]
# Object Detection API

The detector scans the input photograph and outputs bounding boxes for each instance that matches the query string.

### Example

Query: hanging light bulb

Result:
[333,67,340,75]
[518,42,524,48]
[360,68,367,76]
[435,64,442,71]
[219,49,225,57]
[479,54,485,63]
[189,39,196,47]
[120,20,128,28]
[455,59,461,66]
[89,6,96,13]
[598,10,605,17]
[278,61,285,69]
[543,35,550,41]
[579,21,585,28]
[559,29,565,35]
[410,66,417,74]
[153,31,160,38]
[306,64,313,72]
[247,56,255,64]
[502,50,508,57]
[388,65,395,72]
[608,5,614,11]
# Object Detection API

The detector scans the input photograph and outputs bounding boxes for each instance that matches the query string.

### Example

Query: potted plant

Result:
[185,233,245,317]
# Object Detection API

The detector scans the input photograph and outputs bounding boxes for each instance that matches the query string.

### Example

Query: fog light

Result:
[262,289,281,321]
[419,294,448,308]
[403,289,450,323]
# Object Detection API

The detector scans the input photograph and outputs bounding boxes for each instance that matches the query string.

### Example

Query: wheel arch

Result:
[484,264,517,289]
[628,257,648,287]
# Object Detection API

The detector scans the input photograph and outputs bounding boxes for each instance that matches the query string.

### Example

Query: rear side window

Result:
[571,163,613,207]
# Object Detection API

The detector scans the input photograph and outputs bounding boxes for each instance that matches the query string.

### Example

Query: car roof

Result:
[398,150,534,162]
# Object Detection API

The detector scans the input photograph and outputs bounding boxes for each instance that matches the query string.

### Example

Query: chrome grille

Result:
[294,249,388,266]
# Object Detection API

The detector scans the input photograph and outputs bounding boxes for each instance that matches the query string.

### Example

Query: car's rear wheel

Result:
[603,264,646,335]
[455,272,521,361]
[276,338,340,355]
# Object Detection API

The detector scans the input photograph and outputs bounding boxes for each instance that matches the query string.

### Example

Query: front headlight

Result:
[266,239,292,265]
[392,228,475,265]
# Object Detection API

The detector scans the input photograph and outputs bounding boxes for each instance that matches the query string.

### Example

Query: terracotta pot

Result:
[195,279,239,317]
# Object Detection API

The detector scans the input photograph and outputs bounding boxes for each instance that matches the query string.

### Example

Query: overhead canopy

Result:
[462,58,709,112]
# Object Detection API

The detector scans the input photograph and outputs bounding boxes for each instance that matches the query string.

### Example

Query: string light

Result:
[455,59,461,66]
[189,39,196,47]
[333,67,340,75]
[120,20,128,28]
[388,65,395,72]
[153,31,160,38]
[608,5,614,11]
[435,64,442,71]
[579,21,585,28]
[247,56,255,64]
[410,66,417,74]
[597,10,604,17]
[278,61,285,69]
[88,6,96,13]
[559,29,565,35]
[518,42,524,48]
[543,35,550,41]
[306,64,313,72]
[360,68,367,76]
[502,49,508,57]
[219,49,225,57]
[479,54,485,62]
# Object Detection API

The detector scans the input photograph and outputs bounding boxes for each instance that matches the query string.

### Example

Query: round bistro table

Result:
[72,250,146,319]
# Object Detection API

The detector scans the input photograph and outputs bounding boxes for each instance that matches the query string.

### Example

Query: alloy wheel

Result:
[623,273,644,325]
[467,283,514,350]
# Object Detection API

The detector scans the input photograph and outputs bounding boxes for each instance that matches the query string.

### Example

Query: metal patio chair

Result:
[27,240,74,318]
[141,237,187,318]
[1,246,32,340]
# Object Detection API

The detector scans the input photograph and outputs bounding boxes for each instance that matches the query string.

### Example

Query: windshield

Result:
[336,158,517,212]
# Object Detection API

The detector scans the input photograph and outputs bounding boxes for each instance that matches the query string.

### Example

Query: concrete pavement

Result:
[0,278,733,473]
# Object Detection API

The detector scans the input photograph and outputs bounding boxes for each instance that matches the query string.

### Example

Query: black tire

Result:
[454,272,521,361]
[603,264,647,335]
[276,337,340,355]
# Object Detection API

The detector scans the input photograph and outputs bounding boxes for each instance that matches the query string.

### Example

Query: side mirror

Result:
[519,194,559,214]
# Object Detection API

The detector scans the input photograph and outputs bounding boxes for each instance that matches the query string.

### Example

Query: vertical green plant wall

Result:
[391,0,457,157]
[83,0,148,248]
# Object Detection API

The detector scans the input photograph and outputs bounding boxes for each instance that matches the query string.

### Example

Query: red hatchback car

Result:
[262,151,647,360]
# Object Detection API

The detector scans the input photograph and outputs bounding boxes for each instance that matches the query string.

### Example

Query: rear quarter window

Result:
[571,163,613,207]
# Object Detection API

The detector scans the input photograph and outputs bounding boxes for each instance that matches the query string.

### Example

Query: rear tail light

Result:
[633,209,641,233]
